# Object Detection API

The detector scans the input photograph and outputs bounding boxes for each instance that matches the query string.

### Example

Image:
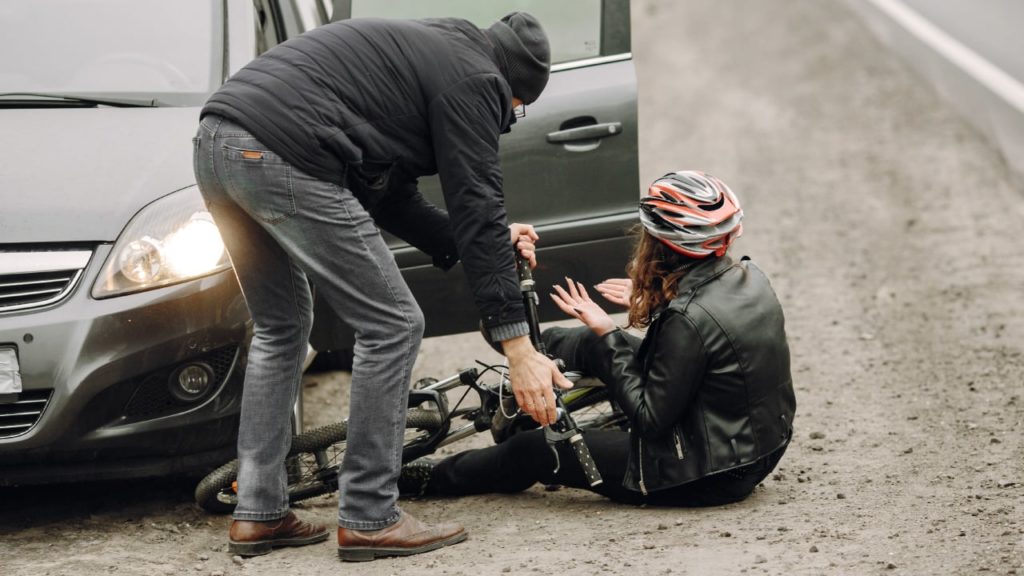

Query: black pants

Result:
[426,327,782,507]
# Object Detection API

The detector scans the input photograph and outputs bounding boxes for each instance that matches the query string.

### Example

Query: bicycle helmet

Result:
[639,170,743,258]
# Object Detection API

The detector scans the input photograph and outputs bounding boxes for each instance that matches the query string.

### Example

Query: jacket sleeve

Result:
[427,74,525,329]
[596,313,707,439]
[369,176,460,271]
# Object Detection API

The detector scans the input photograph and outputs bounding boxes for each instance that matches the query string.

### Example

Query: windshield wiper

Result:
[0,92,160,108]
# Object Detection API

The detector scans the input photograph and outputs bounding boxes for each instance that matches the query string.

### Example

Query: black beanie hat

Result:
[484,12,550,104]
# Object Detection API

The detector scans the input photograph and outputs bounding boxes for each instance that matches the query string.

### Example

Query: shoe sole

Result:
[229,531,330,557]
[337,530,468,562]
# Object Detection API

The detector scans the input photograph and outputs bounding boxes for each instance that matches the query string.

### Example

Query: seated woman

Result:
[401,171,797,507]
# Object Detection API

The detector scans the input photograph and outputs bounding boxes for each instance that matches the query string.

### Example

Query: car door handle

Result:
[546,122,622,143]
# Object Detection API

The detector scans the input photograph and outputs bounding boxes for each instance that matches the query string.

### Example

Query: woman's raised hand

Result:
[594,278,632,308]
[550,277,617,336]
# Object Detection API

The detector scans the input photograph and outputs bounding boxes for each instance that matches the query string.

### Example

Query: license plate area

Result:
[0,346,23,399]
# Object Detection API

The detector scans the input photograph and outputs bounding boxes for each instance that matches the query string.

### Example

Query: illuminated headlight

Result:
[93,187,230,298]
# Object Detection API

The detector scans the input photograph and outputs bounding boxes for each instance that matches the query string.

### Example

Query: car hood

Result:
[0,107,201,243]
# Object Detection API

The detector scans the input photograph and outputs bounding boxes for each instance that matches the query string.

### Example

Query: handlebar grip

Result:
[515,252,534,285]
[569,432,603,487]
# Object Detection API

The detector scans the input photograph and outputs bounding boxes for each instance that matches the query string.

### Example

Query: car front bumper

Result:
[0,245,250,486]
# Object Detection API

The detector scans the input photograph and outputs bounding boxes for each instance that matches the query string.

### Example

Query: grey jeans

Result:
[193,115,422,530]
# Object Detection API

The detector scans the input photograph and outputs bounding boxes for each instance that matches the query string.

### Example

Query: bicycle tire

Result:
[195,408,444,514]
[563,386,627,431]
[194,458,242,514]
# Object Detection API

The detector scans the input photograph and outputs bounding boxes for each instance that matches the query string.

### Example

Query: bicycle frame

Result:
[401,365,609,463]
[404,368,485,457]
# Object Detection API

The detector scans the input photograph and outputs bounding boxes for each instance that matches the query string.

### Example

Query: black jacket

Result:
[596,255,796,494]
[201,17,524,328]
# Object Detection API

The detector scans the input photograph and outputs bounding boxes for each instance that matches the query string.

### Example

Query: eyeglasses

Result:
[513,103,526,119]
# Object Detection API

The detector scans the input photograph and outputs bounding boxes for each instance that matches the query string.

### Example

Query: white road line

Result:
[864,0,1024,113]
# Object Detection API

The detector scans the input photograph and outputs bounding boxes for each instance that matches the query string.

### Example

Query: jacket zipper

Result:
[638,437,648,495]
[673,429,685,460]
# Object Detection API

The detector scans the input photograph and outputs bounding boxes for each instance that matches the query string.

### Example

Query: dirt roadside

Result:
[2,0,1022,575]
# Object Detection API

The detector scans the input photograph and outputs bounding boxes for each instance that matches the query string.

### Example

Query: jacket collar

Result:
[674,254,737,297]
[647,255,738,322]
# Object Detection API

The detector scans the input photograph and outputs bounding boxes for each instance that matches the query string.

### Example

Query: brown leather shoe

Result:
[228,511,329,557]
[337,510,467,562]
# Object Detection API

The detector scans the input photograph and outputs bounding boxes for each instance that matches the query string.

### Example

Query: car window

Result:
[0,0,221,105]
[346,0,603,64]
[254,0,282,53]
[291,0,332,31]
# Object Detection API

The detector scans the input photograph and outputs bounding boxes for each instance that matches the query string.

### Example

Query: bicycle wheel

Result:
[563,384,627,431]
[194,408,443,514]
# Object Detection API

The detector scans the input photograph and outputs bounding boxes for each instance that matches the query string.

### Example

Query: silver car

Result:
[0,0,637,484]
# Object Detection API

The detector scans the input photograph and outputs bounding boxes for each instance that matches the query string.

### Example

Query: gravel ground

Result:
[2,0,1022,574]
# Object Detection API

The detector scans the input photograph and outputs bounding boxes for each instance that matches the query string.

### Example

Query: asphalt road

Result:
[2,1,1023,575]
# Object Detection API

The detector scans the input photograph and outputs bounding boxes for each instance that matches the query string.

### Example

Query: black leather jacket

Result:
[595,255,796,494]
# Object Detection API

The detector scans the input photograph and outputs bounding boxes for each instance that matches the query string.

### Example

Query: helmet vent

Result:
[701,196,724,211]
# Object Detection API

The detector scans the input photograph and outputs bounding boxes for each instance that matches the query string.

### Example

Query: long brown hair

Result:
[626,227,701,329]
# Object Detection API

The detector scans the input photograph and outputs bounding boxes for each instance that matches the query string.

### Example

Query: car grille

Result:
[0,250,93,313]
[0,389,52,439]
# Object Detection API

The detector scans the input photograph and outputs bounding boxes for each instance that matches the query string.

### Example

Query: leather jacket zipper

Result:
[638,437,648,495]
[673,429,685,460]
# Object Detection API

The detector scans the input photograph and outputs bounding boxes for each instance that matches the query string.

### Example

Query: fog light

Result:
[169,363,214,402]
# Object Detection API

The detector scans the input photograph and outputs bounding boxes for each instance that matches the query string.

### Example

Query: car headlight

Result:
[93,187,230,298]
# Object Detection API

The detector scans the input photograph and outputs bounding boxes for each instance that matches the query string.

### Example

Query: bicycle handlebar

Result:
[513,249,603,487]
[515,251,545,353]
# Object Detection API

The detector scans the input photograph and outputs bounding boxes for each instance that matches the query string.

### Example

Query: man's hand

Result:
[502,335,572,426]
[509,223,539,269]
[595,278,633,308]
[550,278,617,336]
